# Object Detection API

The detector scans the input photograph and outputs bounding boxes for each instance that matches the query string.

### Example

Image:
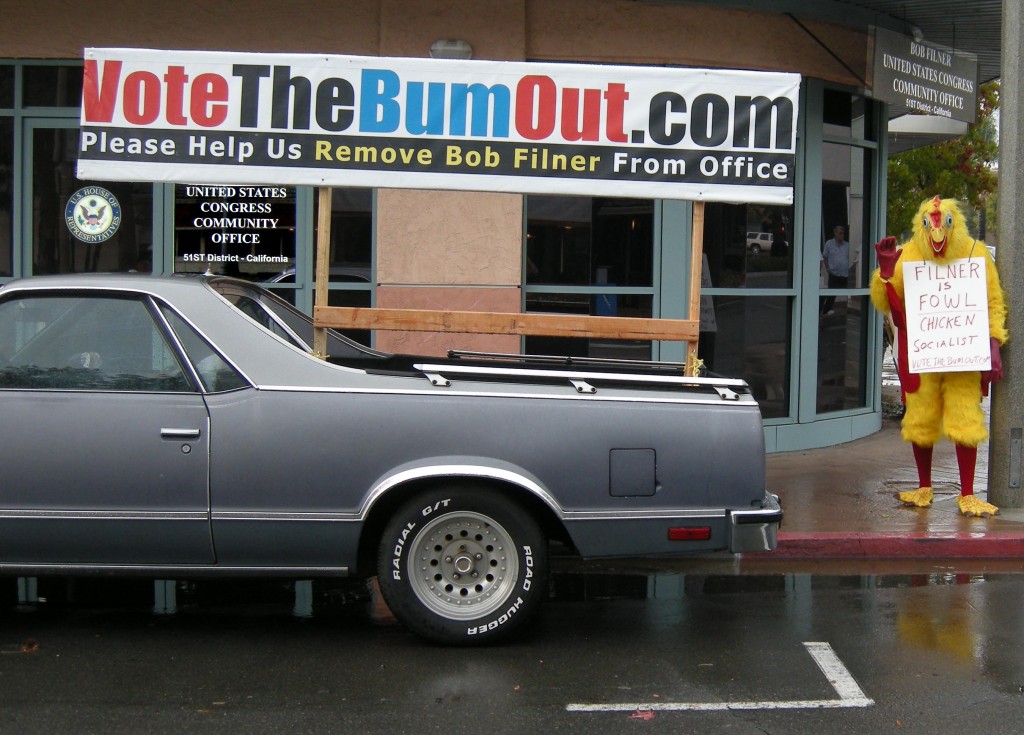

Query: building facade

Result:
[2,0,896,450]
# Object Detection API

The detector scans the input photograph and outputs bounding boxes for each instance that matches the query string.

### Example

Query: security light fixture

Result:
[430,39,473,59]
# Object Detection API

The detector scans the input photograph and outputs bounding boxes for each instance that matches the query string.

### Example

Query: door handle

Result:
[161,428,202,439]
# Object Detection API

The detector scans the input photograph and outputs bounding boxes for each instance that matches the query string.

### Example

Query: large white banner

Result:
[77,48,800,203]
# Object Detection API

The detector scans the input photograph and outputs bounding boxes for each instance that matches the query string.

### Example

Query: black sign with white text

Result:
[872,27,978,123]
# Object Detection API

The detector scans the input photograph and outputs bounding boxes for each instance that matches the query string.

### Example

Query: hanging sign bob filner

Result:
[78,48,800,204]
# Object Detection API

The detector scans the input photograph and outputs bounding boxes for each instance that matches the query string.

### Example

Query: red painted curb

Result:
[753,532,1024,560]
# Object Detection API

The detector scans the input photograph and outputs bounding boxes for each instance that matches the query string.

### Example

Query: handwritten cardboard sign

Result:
[903,257,990,373]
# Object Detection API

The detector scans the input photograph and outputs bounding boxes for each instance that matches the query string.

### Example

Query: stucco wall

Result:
[4,1,382,56]
[375,189,522,354]
[7,0,865,93]
[376,190,522,286]
[4,0,531,60]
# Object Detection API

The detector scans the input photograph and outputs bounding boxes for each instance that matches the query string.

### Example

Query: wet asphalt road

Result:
[2,571,1024,735]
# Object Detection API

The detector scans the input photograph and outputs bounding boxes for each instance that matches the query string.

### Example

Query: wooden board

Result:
[311,190,707,373]
[314,306,699,342]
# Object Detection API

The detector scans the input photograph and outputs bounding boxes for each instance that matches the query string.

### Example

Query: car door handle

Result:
[160,428,202,439]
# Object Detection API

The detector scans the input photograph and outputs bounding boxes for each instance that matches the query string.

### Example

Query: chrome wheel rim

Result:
[407,510,519,620]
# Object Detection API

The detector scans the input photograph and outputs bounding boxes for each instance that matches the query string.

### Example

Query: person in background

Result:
[820,225,849,316]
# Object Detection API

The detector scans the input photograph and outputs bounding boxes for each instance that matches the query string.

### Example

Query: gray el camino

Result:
[0,274,780,643]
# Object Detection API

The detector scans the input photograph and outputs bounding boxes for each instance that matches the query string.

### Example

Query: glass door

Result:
[22,120,153,275]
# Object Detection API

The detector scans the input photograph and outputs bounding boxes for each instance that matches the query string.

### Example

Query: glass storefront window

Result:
[823,89,878,142]
[699,201,793,419]
[702,202,794,289]
[524,294,654,361]
[32,127,153,275]
[816,295,870,413]
[527,196,652,287]
[0,66,12,108]
[309,188,373,344]
[815,88,877,416]
[699,294,791,419]
[525,195,654,360]
[309,187,373,305]
[173,184,296,280]
[817,140,873,412]
[24,65,83,108]
[0,117,11,277]
[820,143,873,290]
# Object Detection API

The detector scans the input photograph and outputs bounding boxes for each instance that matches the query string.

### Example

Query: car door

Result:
[0,290,214,566]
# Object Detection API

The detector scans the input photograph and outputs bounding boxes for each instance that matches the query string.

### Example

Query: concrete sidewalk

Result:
[760,414,1024,569]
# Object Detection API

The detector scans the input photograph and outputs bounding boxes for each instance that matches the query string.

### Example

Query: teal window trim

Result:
[786,78,810,422]
[157,183,174,275]
[2,62,28,280]
[290,187,315,314]
[657,199,690,364]
[20,117,79,277]
[370,189,378,309]
[822,134,879,150]
[799,78,887,425]
[19,107,79,119]
[868,98,890,413]
[797,78,825,424]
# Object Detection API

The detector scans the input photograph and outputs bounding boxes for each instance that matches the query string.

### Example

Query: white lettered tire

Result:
[377,486,548,644]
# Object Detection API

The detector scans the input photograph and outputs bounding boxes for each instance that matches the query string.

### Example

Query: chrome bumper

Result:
[729,493,782,553]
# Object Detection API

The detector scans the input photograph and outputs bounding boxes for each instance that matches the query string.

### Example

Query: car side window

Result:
[224,293,306,348]
[159,307,248,393]
[0,294,191,392]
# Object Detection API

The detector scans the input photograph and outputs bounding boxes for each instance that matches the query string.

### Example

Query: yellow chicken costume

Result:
[870,196,1008,517]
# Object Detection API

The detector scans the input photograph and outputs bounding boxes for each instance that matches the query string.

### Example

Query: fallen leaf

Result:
[630,710,655,721]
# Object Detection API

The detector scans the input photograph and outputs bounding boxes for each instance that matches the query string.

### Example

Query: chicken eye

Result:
[923,216,929,229]
[945,213,954,227]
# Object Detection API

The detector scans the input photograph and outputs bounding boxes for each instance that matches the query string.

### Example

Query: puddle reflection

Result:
[893,573,987,665]
[4,570,990,611]
[6,570,1019,697]
[1,571,1012,680]
[549,570,986,601]
[0,570,997,656]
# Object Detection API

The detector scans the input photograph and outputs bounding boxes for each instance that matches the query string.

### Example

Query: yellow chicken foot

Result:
[956,495,999,517]
[898,486,934,507]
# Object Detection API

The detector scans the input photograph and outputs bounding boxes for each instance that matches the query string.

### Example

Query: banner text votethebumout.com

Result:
[77,48,800,204]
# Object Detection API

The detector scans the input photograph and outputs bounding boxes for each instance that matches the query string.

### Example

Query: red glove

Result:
[874,236,901,279]
[982,337,1003,396]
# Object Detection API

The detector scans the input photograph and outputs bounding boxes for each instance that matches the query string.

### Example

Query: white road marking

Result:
[566,641,874,713]
[803,641,874,705]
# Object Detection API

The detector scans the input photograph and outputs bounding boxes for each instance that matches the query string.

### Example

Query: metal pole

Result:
[990,0,1024,507]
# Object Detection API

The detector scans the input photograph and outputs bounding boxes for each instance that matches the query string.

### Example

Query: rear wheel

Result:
[377,486,548,644]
